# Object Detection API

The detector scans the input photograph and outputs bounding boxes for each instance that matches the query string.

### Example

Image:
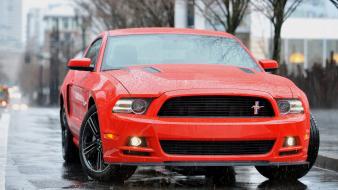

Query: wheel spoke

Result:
[83,141,97,156]
[87,117,98,135]
[82,111,108,172]
[97,150,102,171]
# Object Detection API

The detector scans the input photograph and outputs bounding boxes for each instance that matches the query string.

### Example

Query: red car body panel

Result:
[60,28,311,166]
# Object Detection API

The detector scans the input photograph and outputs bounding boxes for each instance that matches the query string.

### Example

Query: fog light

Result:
[284,136,297,147]
[130,136,142,147]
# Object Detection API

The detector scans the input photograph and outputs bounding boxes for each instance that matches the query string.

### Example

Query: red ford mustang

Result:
[60,28,319,182]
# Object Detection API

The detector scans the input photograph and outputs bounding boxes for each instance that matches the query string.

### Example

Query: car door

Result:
[68,38,103,134]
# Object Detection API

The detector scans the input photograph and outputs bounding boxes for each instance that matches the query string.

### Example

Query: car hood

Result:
[106,64,294,97]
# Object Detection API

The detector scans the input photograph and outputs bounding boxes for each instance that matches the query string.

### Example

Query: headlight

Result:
[113,98,151,114]
[277,99,304,114]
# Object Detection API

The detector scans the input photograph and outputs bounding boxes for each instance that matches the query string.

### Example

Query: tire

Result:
[256,114,320,180]
[60,107,79,163]
[79,105,137,182]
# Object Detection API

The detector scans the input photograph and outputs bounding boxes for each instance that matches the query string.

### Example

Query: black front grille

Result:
[160,140,275,155]
[158,96,274,117]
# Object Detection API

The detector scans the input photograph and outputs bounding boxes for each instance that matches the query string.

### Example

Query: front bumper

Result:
[101,114,310,165]
[106,161,309,167]
[99,88,310,166]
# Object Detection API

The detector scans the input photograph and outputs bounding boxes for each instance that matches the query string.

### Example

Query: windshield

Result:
[102,34,260,71]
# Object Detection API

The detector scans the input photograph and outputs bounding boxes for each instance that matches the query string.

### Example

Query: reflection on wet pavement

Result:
[60,163,308,190]
[3,108,338,189]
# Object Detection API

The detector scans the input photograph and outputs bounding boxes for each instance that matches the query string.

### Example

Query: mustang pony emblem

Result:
[252,101,264,115]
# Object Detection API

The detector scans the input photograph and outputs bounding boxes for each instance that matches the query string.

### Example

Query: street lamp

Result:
[289,52,305,64]
[333,53,338,64]
[48,17,60,106]
[37,52,50,105]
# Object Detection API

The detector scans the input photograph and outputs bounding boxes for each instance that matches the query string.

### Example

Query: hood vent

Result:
[143,67,161,73]
[239,67,255,74]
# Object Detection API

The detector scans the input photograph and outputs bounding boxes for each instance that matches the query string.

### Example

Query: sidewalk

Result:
[0,111,10,190]
[312,109,338,171]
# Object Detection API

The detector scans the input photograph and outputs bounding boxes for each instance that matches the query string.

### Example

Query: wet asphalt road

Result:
[1,108,338,190]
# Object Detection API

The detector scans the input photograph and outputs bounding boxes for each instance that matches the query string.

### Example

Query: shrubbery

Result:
[279,56,338,108]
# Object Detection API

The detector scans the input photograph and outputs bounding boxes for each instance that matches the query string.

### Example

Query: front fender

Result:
[89,76,130,138]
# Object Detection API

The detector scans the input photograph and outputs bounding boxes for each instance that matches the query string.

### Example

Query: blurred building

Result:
[24,3,82,105]
[0,0,22,84]
[26,4,82,63]
[174,0,338,73]
[25,8,44,64]
[0,0,22,51]
[42,3,82,57]
[280,0,338,72]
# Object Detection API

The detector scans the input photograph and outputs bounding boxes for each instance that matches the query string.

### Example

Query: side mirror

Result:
[67,58,93,71]
[259,59,279,72]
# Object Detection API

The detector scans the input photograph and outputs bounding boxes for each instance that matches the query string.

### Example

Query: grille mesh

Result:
[160,140,275,155]
[158,96,274,117]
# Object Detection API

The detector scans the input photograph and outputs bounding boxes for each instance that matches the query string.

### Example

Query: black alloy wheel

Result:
[80,110,109,173]
[79,105,137,182]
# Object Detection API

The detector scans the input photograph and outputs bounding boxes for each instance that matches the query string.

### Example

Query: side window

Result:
[84,39,102,67]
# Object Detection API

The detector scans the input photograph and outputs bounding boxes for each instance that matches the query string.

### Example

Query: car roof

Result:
[106,27,236,38]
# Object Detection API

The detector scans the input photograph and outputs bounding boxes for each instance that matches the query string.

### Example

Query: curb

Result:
[315,154,338,172]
